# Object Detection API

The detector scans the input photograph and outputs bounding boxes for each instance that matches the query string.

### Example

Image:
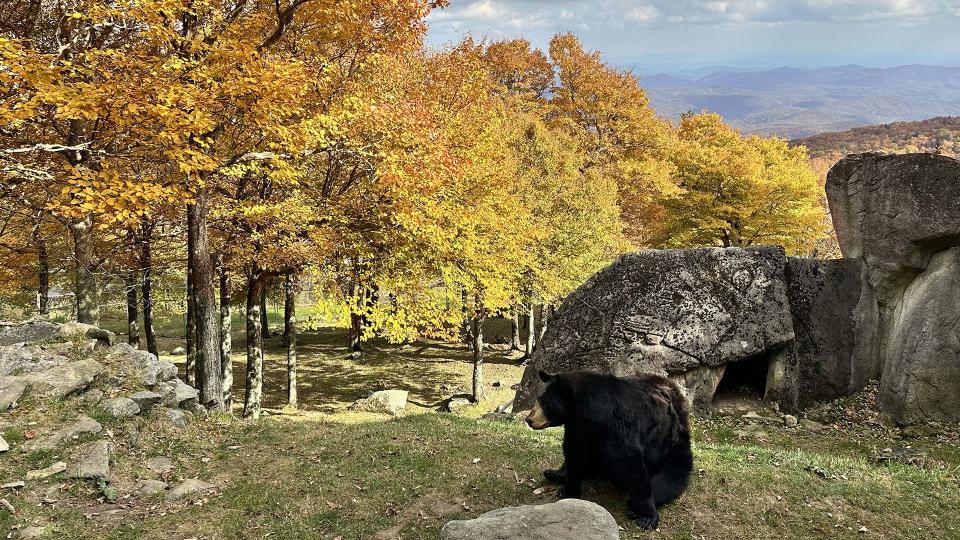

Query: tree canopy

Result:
[1,5,828,412]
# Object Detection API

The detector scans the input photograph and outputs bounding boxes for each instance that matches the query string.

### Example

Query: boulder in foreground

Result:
[441,499,619,540]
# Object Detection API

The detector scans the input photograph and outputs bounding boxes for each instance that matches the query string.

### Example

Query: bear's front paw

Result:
[632,515,659,530]
[543,468,566,484]
[556,486,581,499]
[626,507,659,530]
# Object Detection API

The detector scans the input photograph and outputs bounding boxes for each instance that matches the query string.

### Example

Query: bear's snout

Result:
[525,402,551,430]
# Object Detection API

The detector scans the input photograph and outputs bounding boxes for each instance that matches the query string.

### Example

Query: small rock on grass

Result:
[166,408,187,428]
[145,456,174,477]
[164,479,214,502]
[25,462,66,480]
[129,390,162,412]
[103,397,140,419]
[783,414,798,428]
[441,499,619,539]
[135,479,168,497]
[70,440,112,480]
[0,434,9,452]
[799,419,825,432]
[81,389,104,405]
[18,525,48,539]
[350,390,408,416]
[28,415,102,451]
[443,397,473,413]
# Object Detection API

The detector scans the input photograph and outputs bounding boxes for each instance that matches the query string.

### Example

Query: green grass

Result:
[3,323,960,539]
[7,413,957,539]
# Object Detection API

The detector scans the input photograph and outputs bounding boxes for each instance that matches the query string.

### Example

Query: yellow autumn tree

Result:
[652,112,825,254]
[546,33,677,245]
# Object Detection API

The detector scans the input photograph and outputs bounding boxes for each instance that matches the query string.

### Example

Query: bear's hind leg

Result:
[544,463,567,484]
[651,442,693,507]
[606,447,658,530]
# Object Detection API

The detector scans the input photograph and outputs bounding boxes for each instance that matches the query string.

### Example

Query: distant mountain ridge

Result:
[788,116,960,159]
[641,65,960,138]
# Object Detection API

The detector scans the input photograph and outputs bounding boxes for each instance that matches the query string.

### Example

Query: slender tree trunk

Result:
[471,302,485,402]
[220,266,233,411]
[125,269,140,348]
[360,284,377,332]
[510,308,522,351]
[461,289,473,350]
[349,312,363,353]
[285,271,298,409]
[348,279,363,353]
[525,304,535,357]
[185,216,196,386]
[260,284,269,337]
[187,188,225,410]
[283,277,293,343]
[141,222,158,356]
[538,304,549,341]
[68,216,98,324]
[243,268,265,419]
[32,224,49,316]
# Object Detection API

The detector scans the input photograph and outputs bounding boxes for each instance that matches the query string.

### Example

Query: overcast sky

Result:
[426,1,960,73]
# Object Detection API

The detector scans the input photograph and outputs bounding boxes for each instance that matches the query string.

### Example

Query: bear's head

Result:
[525,371,569,430]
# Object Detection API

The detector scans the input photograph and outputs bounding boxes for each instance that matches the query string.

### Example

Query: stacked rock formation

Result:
[515,153,959,424]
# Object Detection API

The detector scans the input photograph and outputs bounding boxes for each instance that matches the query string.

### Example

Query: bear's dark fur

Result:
[525,371,693,530]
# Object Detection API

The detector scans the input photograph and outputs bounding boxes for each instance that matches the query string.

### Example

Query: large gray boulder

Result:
[879,248,960,423]
[515,247,795,410]
[0,358,103,411]
[440,499,619,540]
[827,153,960,275]
[766,258,879,411]
[827,153,960,423]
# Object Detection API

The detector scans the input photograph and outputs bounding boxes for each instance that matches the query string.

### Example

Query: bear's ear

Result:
[538,370,554,384]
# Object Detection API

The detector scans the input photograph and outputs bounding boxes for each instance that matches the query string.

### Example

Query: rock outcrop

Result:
[515,246,796,410]
[514,153,959,423]
[879,248,960,423]
[827,153,960,423]
[766,257,878,410]
[0,320,61,346]
[440,499,620,540]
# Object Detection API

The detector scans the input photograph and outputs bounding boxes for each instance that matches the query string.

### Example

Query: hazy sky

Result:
[426,1,960,73]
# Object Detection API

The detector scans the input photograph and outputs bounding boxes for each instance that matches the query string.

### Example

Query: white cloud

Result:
[627,5,661,22]
[428,0,960,29]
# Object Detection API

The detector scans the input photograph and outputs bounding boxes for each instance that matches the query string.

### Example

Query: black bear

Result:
[525,370,693,530]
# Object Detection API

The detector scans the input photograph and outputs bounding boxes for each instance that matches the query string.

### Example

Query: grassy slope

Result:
[6,414,958,539]
[3,321,960,539]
